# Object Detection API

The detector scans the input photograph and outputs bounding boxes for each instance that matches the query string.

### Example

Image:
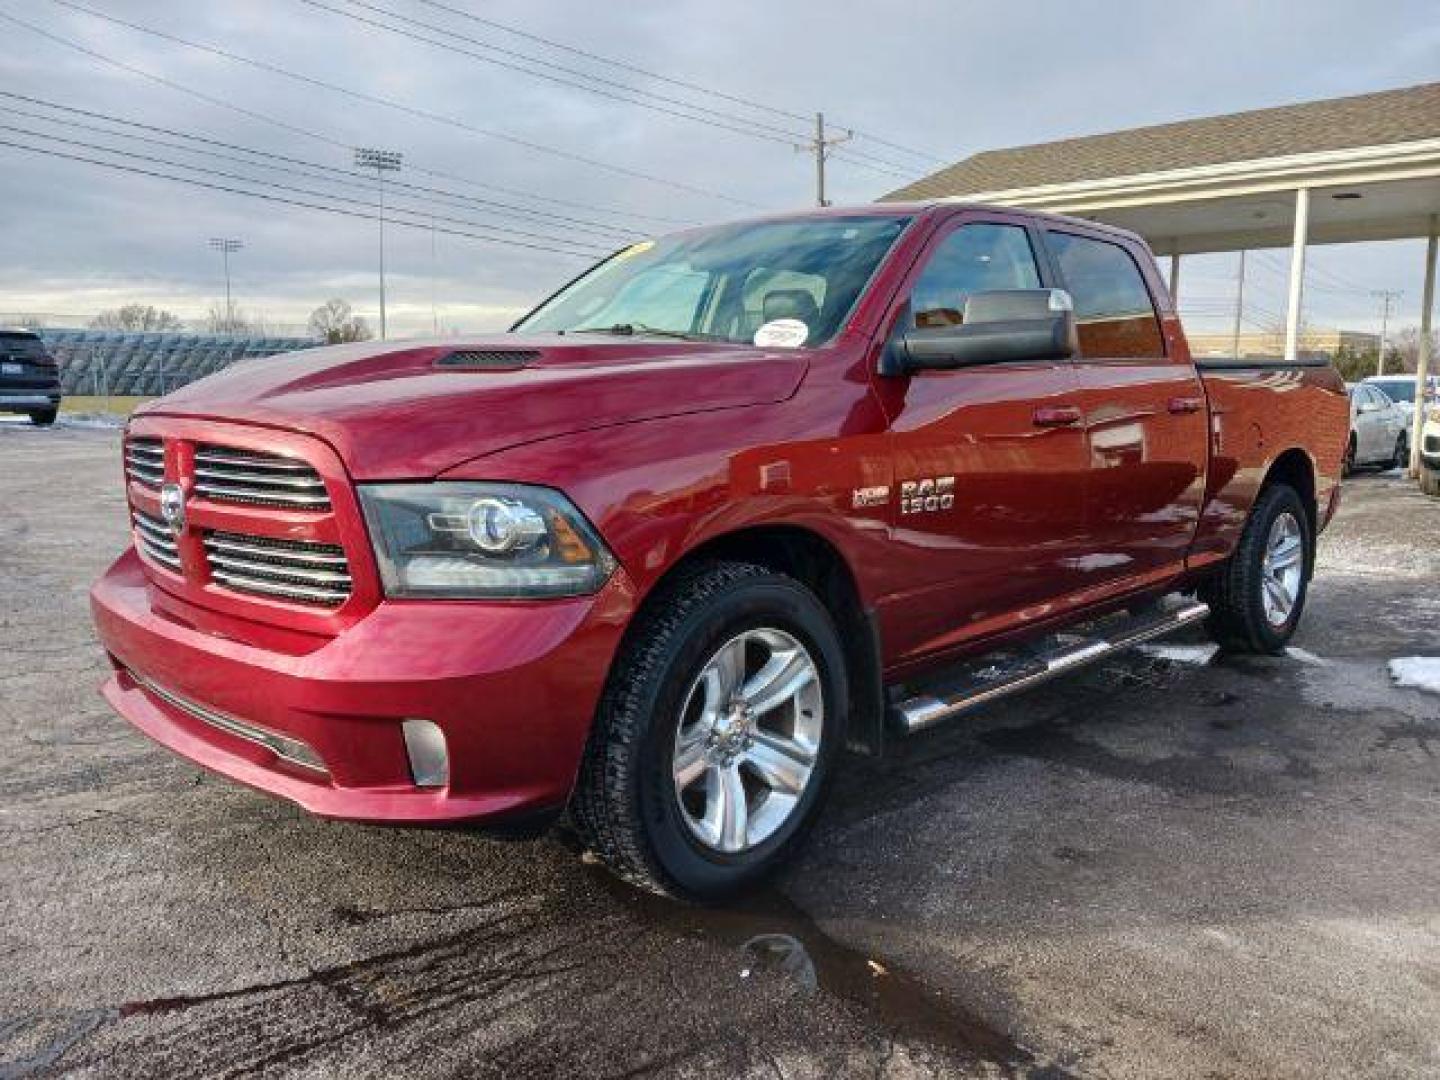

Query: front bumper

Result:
[1422,427,1440,470]
[92,548,635,824]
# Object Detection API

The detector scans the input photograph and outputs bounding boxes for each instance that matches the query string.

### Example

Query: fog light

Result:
[402,719,449,788]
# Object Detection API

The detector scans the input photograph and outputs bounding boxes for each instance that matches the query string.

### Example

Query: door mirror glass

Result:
[891,289,1078,372]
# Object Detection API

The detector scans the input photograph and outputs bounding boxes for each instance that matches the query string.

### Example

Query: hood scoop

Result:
[435,348,540,370]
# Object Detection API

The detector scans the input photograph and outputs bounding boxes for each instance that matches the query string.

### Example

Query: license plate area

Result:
[1,362,22,375]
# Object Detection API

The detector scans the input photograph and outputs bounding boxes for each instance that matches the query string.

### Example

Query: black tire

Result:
[1422,466,1440,498]
[1343,435,1357,477]
[1391,432,1408,470]
[570,561,847,901]
[28,407,57,427]
[1200,483,1313,654]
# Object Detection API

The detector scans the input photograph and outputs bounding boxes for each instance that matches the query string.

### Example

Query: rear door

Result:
[1354,386,1386,461]
[1042,228,1208,593]
[871,212,1091,663]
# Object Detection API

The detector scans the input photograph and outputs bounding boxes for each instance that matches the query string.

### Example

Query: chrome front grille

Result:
[194,445,331,510]
[203,530,352,606]
[132,509,182,572]
[124,437,164,490]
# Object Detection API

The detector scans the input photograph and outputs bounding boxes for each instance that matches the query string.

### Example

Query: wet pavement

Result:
[2,422,1437,1078]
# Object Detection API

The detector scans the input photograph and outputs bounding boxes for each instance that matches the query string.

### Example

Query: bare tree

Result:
[1386,327,1439,375]
[308,299,373,344]
[90,304,184,332]
[206,302,273,335]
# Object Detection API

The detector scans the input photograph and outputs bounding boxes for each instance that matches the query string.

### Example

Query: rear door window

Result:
[1045,232,1164,359]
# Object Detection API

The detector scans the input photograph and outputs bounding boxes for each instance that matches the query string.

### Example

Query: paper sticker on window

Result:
[753,318,809,348]
[614,240,655,261]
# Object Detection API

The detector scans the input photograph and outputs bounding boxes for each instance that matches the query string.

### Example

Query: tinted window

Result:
[1046,232,1164,359]
[0,332,48,359]
[910,223,1041,329]
[1369,379,1413,404]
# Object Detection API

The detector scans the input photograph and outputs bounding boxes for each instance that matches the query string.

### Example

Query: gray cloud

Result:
[1,0,1436,336]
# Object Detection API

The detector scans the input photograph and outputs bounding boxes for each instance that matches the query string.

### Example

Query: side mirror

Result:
[887,289,1078,374]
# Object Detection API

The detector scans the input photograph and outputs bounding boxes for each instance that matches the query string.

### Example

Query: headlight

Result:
[358,483,616,598]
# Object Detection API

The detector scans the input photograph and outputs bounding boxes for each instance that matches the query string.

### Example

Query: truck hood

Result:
[143,334,809,478]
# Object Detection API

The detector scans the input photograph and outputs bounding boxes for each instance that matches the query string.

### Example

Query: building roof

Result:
[883,82,1440,201]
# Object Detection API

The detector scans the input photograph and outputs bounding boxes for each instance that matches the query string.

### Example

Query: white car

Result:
[1421,401,1440,497]
[1346,383,1409,474]
[1363,374,1439,420]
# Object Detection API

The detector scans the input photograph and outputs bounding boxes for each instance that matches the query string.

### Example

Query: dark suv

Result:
[0,329,61,425]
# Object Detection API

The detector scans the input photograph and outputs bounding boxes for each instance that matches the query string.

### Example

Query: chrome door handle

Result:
[1168,396,1205,414]
[1032,405,1082,428]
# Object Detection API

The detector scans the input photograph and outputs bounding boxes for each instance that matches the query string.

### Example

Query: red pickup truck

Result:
[92,203,1348,899]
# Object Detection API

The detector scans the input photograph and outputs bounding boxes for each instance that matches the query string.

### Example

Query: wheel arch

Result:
[629,523,886,757]
[1262,447,1318,546]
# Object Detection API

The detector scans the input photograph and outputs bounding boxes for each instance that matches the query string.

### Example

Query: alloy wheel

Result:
[672,628,823,854]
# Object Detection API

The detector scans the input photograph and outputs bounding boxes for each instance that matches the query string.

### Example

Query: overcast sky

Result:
[1,0,1437,339]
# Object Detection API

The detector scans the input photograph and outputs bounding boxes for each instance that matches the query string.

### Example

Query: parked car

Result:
[0,328,61,425]
[1346,382,1409,473]
[90,204,1349,899]
[1362,373,1439,419]
[1421,401,1440,497]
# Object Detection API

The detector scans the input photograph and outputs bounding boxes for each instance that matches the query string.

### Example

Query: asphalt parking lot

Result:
[2,421,1438,1079]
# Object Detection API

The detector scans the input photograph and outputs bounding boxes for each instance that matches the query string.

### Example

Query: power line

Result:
[0,93,640,242]
[0,6,692,229]
[0,134,609,259]
[297,0,919,177]
[310,0,809,144]
[0,120,611,256]
[38,0,762,207]
[412,0,947,165]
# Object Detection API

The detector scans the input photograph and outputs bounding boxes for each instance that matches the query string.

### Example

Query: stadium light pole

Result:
[208,238,243,332]
[354,148,403,339]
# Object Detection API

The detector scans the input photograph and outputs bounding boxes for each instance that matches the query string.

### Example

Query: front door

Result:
[1043,227,1209,593]
[870,214,1091,665]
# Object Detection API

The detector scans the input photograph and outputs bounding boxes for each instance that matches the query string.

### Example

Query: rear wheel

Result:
[1343,435,1357,476]
[1391,431,1409,469]
[1422,465,1440,498]
[570,561,846,901]
[1200,483,1312,654]
[28,407,57,427]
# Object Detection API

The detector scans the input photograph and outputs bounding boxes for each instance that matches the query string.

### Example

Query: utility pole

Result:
[795,112,852,207]
[208,238,243,332]
[1231,249,1247,359]
[355,148,403,339]
[1372,290,1401,376]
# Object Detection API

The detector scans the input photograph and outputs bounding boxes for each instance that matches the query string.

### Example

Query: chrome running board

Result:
[891,597,1211,733]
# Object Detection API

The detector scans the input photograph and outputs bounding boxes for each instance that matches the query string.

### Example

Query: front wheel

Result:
[570,561,847,900]
[28,407,57,427]
[1200,483,1313,654]
[1422,465,1440,498]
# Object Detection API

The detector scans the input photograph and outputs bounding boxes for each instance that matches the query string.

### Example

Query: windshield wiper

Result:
[566,322,712,342]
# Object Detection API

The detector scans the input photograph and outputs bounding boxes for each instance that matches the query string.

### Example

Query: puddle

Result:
[591,870,1068,1075]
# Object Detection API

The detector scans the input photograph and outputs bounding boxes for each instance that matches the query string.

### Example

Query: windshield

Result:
[514,215,912,347]
[1370,380,1414,404]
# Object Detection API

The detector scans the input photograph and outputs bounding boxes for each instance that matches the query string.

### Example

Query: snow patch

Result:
[1285,647,1331,666]
[1388,657,1440,696]
[58,413,125,429]
[1136,643,1220,665]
